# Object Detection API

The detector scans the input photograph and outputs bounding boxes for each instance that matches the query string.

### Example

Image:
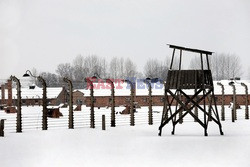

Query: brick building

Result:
[82,80,250,108]
[1,79,250,109]
[73,90,85,105]
[0,80,68,107]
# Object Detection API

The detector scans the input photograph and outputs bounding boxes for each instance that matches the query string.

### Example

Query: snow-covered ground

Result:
[1,106,250,167]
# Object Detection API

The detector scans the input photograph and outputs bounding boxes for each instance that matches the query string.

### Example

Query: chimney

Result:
[7,80,12,106]
[1,84,5,105]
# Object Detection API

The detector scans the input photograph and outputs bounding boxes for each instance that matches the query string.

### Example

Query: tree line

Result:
[189,53,242,81]
[33,53,242,88]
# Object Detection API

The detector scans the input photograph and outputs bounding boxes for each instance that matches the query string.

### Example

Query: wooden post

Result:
[178,94,183,124]
[217,82,225,121]
[0,119,5,137]
[11,76,22,133]
[63,77,74,129]
[241,83,249,119]
[102,115,106,130]
[170,48,175,70]
[208,95,212,121]
[194,89,198,122]
[162,82,168,120]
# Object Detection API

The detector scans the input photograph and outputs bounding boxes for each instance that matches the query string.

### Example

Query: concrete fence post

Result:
[229,83,236,122]
[63,77,74,129]
[10,76,22,133]
[85,78,95,128]
[38,76,48,130]
[217,82,225,121]
[125,80,135,126]
[106,79,116,127]
[144,79,153,125]
[23,70,47,130]
[241,83,249,120]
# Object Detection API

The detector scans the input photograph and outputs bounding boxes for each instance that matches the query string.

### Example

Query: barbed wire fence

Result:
[0,77,249,136]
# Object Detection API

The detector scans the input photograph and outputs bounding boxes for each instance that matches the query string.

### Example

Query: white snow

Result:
[0,86,64,99]
[1,105,250,167]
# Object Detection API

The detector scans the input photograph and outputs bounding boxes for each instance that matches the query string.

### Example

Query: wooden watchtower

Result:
[158,45,224,136]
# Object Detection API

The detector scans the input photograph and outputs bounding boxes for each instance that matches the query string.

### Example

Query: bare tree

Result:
[83,55,106,78]
[109,57,127,79]
[109,57,119,79]
[101,57,108,78]
[124,58,137,78]
[247,67,250,80]
[143,56,171,80]
[30,67,39,85]
[71,55,87,88]
[189,53,242,80]
[160,57,171,80]
[118,57,125,78]
[144,59,160,78]
[31,67,38,77]
[30,68,60,87]
[214,53,242,80]
[189,56,202,70]
[229,54,242,78]
[72,55,85,81]
[56,63,73,80]
[39,72,59,87]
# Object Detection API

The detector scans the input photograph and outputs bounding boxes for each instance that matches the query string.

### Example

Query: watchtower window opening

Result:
[168,44,212,71]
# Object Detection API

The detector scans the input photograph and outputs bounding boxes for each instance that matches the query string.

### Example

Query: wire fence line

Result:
[0,105,248,135]
[0,106,163,134]
[0,76,249,136]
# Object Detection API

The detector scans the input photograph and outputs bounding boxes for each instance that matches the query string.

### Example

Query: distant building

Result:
[72,90,85,105]
[1,79,250,108]
[81,80,250,108]
[0,80,68,107]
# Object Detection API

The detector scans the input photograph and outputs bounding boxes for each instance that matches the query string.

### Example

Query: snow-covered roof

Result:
[1,80,249,99]
[76,82,131,97]
[78,80,250,97]
[0,86,64,99]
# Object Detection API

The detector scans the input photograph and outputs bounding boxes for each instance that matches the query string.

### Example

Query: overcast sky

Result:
[1,0,250,79]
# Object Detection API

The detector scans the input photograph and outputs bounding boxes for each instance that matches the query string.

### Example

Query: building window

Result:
[76,99,83,105]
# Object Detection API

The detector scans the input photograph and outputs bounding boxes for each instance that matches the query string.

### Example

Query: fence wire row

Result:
[0,105,248,135]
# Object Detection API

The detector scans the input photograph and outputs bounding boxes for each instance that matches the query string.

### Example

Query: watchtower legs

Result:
[159,88,224,136]
[211,91,224,135]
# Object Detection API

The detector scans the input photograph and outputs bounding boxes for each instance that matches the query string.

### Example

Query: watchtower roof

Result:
[168,44,213,55]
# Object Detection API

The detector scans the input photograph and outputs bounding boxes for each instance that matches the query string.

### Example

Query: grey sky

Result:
[1,0,250,79]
